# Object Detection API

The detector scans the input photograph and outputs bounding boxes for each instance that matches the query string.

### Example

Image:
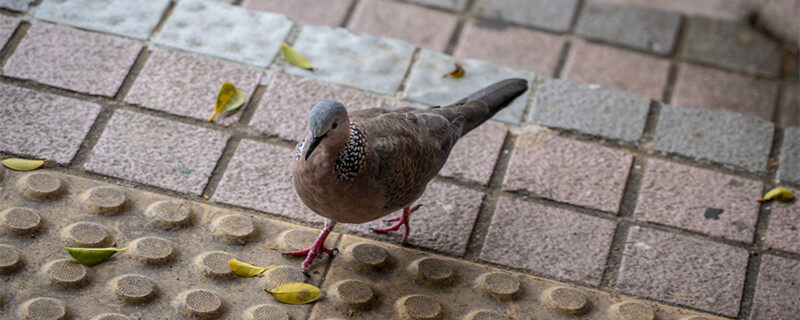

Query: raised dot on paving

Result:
[280,229,317,252]
[212,214,259,244]
[464,310,507,320]
[83,186,127,215]
[244,304,290,320]
[349,242,389,269]
[335,279,375,308]
[61,222,114,248]
[196,251,237,279]
[415,257,456,285]
[131,236,175,265]
[0,244,24,273]
[396,294,443,320]
[110,274,158,303]
[542,286,590,315]
[1,207,44,235]
[176,289,225,319]
[147,200,193,230]
[20,297,69,320]
[19,172,64,199]
[263,266,306,289]
[43,259,89,289]
[91,313,132,320]
[475,272,522,300]
[609,301,656,320]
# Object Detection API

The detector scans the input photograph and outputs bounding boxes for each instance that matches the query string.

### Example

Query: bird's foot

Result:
[282,222,336,275]
[371,204,421,244]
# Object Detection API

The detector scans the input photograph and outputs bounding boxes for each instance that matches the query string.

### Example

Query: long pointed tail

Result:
[438,78,528,136]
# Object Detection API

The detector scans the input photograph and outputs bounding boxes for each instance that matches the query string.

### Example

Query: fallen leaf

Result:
[265,282,323,304]
[757,187,795,202]
[208,82,245,122]
[229,259,275,277]
[281,41,314,71]
[65,247,127,266]
[2,158,54,171]
[443,62,464,78]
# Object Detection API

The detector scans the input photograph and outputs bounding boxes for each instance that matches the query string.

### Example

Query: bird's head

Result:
[304,100,350,160]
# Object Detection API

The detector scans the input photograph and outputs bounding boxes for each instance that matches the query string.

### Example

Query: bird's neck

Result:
[333,123,367,181]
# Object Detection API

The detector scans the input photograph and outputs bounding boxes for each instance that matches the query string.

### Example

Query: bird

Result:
[285,78,529,273]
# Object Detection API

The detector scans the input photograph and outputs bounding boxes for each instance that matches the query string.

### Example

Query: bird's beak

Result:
[304,135,324,160]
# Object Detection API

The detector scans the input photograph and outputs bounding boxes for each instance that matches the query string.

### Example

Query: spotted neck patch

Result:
[334,124,367,180]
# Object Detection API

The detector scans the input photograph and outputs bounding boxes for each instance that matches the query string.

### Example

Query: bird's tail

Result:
[437,78,528,136]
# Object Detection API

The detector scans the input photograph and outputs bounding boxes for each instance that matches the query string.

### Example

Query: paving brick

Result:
[35,0,170,40]
[562,40,670,100]
[84,110,229,195]
[472,0,579,32]
[3,22,142,97]
[480,197,616,286]
[766,187,800,255]
[683,18,783,78]
[347,0,458,52]
[503,131,633,212]
[0,0,33,11]
[616,226,749,316]
[403,49,535,125]
[0,14,18,47]
[242,0,352,26]
[213,139,319,223]
[349,182,483,256]
[653,105,774,173]
[575,2,681,55]
[154,0,293,68]
[752,254,800,320]
[126,48,261,126]
[778,128,800,184]
[776,84,799,128]
[453,19,565,76]
[0,84,100,164]
[527,77,650,142]
[249,73,385,141]
[635,158,762,242]
[589,0,751,21]
[439,121,506,185]
[286,25,415,95]
[399,0,468,11]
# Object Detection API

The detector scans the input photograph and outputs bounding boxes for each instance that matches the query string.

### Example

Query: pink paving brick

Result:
[481,197,616,285]
[349,182,483,256]
[635,158,763,242]
[776,84,799,128]
[765,187,800,255]
[249,73,385,141]
[616,226,749,316]
[562,40,670,101]
[453,19,565,76]
[347,0,459,52]
[503,131,633,212]
[752,254,800,320]
[126,48,261,126]
[439,121,506,185]
[671,63,779,120]
[0,14,19,47]
[3,22,142,97]
[242,0,353,26]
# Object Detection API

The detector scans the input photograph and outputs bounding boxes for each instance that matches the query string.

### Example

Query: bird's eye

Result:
[332,122,338,129]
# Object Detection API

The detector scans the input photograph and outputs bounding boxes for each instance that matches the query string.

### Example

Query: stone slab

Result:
[347,0,458,52]
[575,2,681,55]
[242,0,352,26]
[439,121,506,185]
[766,187,800,254]
[403,49,535,125]
[472,0,579,32]
[0,0,34,11]
[154,0,293,68]
[752,254,800,320]
[527,77,650,142]
[589,0,751,21]
[84,110,229,195]
[399,0,468,11]
[777,85,799,128]
[653,104,774,173]
[36,0,170,40]
[0,14,19,47]
[778,127,800,184]
[286,25,415,95]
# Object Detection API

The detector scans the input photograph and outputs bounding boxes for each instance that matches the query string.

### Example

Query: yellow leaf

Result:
[265,282,323,304]
[281,41,314,71]
[228,259,275,277]
[208,82,245,122]
[65,247,127,266]
[2,158,54,171]
[758,187,795,202]
[443,62,464,78]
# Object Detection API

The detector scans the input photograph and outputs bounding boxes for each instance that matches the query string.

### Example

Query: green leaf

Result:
[281,41,314,71]
[2,158,54,171]
[208,82,245,122]
[229,259,275,277]
[65,247,127,266]
[265,282,323,304]
[758,187,795,202]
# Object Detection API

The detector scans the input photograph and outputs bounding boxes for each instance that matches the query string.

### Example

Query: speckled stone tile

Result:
[616,226,749,316]
[0,0,34,11]
[403,49,535,125]
[399,0,468,11]
[242,0,353,26]
[154,0,293,67]
[765,187,800,254]
[504,131,633,212]
[348,182,483,256]
[527,77,650,142]
[752,254,800,320]
[249,73,385,141]
[480,197,616,286]
[472,0,579,32]
[575,1,681,55]
[0,14,19,46]
[84,110,229,195]
[347,0,458,52]
[0,84,101,164]
[635,158,762,242]
[439,121,506,185]
[126,48,262,126]
[776,85,799,128]
[777,127,800,184]
[285,25,415,95]
[36,0,170,40]
[3,22,142,97]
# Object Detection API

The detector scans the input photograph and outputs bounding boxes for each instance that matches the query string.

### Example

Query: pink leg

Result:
[283,221,337,274]
[371,204,422,244]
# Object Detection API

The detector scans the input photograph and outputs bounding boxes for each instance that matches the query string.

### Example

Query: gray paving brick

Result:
[403,49,534,125]
[778,127,800,184]
[0,84,101,164]
[0,0,34,11]
[683,18,783,78]
[36,0,170,40]
[154,0,293,67]
[400,0,468,11]
[653,105,774,172]
[472,0,579,32]
[286,25,415,95]
[527,78,650,141]
[575,2,681,55]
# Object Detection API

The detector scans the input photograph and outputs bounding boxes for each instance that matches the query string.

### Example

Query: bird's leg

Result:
[283,220,337,274]
[371,204,422,244]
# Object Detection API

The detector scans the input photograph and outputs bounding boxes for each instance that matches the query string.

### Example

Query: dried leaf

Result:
[65,247,127,266]
[443,63,464,78]
[229,259,275,277]
[281,41,314,71]
[757,187,795,202]
[265,282,323,304]
[2,158,54,171]
[208,82,245,122]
